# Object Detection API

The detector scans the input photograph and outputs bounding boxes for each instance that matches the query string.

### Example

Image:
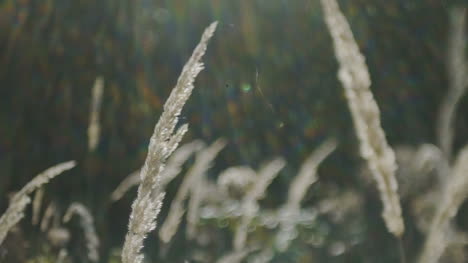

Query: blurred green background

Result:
[0,0,467,262]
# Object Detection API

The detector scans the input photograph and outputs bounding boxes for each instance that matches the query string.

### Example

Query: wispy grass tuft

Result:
[186,139,226,239]
[233,158,286,251]
[437,7,468,161]
[321,0,404,237]
[417,8,468,263]
[276,139,337,251]
[110,140,204,202]
[0,161,76,245]
[159,138,226,243]
[40,201,57,232]
[121,21,218,263]
[418,144,468,263]
[63,202,99,263]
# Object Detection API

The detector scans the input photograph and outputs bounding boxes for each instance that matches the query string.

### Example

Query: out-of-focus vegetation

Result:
[1,0,467,262]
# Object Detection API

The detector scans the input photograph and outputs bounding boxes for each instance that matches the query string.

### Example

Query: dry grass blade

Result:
[320,0,404,237]
[87,76,104,152]
[110,170,141,202]
[418,144,468,263]
[31,187,44,226]
[437,7,468,161]
[0,161,76,245]
[121,21,218,263]
[40,201,57,232]
[287,138,337,207]
[63,202,99,263]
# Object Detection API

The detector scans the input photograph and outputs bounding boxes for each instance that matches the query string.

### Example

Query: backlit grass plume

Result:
[321,0,404,237]
[0,161,76,245]
[121,21,218,263]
